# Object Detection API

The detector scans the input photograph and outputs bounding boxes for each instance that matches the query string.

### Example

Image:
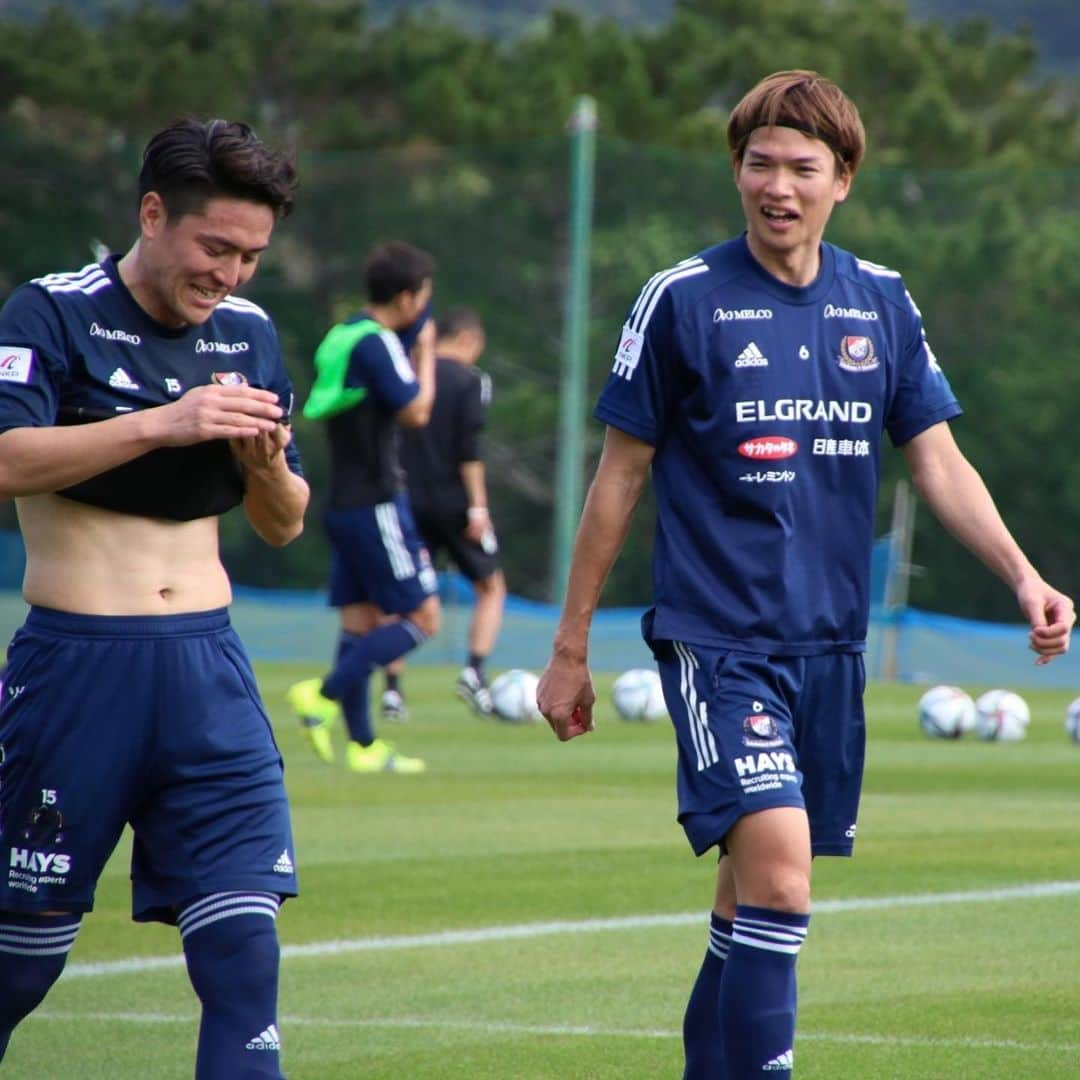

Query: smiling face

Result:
[734,125,852,285]
[129,192,275,327]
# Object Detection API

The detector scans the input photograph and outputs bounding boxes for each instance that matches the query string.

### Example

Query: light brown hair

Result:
[727,70,866,177]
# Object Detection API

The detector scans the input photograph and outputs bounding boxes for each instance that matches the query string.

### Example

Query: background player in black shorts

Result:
[384,307,506,718]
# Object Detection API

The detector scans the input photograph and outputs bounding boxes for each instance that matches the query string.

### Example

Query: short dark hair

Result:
[436,307,484,339]
[138,118,298,221]
[363,242,437,304]
[728,70,866,178]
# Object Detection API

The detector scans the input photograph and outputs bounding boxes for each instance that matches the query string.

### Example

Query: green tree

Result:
[0,0,1077,618]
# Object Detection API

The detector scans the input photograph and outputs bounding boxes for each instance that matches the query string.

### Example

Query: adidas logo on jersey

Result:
[246,1024,281,1051]
[762,1048,794,1071]
[108,367,140,390]
[273,849,293,874]
[735,342,768,368]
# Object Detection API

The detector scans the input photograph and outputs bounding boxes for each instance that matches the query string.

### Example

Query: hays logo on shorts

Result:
[0,347,33,384]
[8,846,73,894]
[612,323,644,380]
[732,750,798,796]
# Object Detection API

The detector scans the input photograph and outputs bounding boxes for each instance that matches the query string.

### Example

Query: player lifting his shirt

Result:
[0,118,307,1079]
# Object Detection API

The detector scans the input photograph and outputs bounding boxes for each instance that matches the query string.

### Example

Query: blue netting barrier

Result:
[3,583,1079,690]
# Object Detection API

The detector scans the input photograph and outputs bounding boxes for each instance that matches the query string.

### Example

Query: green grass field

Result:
[5,664,1080,1079]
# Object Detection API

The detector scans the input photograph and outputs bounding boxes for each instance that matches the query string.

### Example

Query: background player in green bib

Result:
[0,118,306,1078]
[287,241,440,773]
[537,71,1074,1079]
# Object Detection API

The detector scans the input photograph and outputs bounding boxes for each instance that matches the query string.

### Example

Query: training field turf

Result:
[6,663,1080,1078]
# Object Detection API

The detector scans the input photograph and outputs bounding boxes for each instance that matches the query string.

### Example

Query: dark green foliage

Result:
[0,0,1077,619]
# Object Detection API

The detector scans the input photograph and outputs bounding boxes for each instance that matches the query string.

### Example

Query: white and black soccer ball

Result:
[974,688,1030,742]
[489,669,542,724]
[612,668,667,722]
[916,684,977,739]
[1064,696,1080,744]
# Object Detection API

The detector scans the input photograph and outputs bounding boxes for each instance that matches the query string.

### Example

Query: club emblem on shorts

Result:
[742,712,783,748]
[20,803,64,847]
[212,371,249,386]
[837,335,879,372]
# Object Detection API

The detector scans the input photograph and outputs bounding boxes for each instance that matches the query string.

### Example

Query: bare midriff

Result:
[16,493,231,615]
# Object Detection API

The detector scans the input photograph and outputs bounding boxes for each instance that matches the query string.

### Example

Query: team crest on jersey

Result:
[742,713,783,748]
[837,336,878,372]
[212,371,249,386]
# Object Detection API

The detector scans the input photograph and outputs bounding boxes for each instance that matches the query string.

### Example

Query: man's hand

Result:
[230,424,292,474]
[464,506,490,543]
[1017,578,1075,665]
[413,316,436,364]
[537,652,596,741]
[154,384,283,446]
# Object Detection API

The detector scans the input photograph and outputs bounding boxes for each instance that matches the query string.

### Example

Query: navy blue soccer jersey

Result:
[595,235,961,654]
[0,256,302,517]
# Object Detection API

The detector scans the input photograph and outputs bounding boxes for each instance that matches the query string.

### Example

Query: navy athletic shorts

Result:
[648,630,866,858]
[0,606,298,922]
[412,506,500,583]
[326,494,439,613]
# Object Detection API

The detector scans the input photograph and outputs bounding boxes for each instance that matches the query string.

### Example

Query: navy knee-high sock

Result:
[180,892,285,1080]
[683,911,733,1079]
[0,913,81,1060]
[323,623,428,744]
[719,905,809,1079]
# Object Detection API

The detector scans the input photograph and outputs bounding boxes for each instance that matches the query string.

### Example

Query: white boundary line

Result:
[60,879,1080,981]
[31,1010,1080,1055]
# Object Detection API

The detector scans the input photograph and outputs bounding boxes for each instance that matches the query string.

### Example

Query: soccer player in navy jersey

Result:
[0,118,306,1078]
[537,71,1074,1079]
[286,241,439,773]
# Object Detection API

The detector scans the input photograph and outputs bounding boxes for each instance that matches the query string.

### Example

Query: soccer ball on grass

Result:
[489,669,542,724]
[916,684,976,739]
[974,688,1030,742]
[1064,696,1080,744]
[612,668,667,722]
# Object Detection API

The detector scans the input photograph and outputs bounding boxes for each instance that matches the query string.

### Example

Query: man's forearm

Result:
[553,459,647,660]
[0,414,158,498]
[242,460,309,547]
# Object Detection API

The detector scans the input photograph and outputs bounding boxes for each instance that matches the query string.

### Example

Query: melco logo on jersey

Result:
[823,304,878,321]
[89,321,141,345]
[196,339,250,354]
[714,307,773,322]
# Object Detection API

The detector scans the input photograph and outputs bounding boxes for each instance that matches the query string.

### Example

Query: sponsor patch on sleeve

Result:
[612,323,644,380]
[0,347,33,384]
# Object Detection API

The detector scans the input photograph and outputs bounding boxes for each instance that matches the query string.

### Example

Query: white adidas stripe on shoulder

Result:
[34,263,111,295]
[854,256,901,279]
[628,257,708,334]
[217,294,271,321]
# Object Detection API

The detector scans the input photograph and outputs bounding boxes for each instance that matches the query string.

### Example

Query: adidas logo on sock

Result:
[762,1048,794,1071]
[273,849,293,874]
[108,366,140,390]
[246,1024,281,1051]
[735,342,769,368]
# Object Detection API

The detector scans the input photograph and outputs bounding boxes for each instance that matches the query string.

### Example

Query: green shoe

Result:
[286,678,339,764]
[345,738,426,775]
